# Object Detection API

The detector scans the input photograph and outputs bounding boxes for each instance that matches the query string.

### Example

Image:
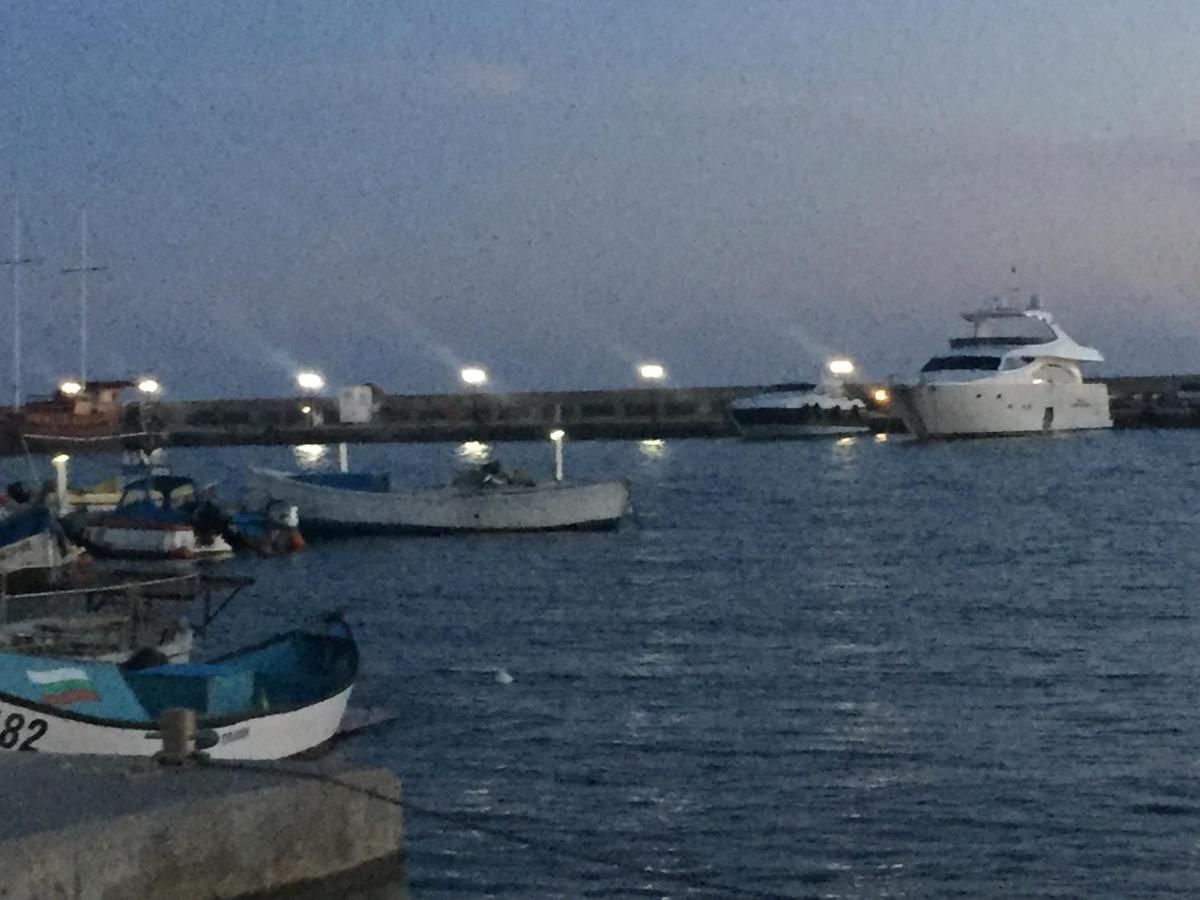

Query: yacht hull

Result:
[728,390,869,440]
[893,382,1112,438]
[731,417,870,439]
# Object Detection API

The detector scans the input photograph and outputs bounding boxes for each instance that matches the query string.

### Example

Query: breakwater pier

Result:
[0,753,405,898]
[4,374,1200,455]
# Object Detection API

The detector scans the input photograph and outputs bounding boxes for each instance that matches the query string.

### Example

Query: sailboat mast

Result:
[79,209,89,385]
[63,208,105,387]
[2,200,34,408]
[11,200,18,408]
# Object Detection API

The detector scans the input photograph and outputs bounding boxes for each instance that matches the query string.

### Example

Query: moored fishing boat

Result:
[0,501,86,592]
[66,474,233,560]
[0,616,357,759]
[245,466,631,534]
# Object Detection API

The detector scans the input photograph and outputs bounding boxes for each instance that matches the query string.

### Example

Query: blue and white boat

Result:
[0,618,358,759]
[69,475,233,560]
[0,503,84,589]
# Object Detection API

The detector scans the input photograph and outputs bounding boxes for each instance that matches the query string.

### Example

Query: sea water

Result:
[38,429,1200,898]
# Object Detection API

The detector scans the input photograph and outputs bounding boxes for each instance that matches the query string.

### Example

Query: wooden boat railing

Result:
[0,571,254,635]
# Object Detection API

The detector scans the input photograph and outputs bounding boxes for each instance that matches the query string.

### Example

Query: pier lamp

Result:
[136,377,162,434]
[460,366,488,387]
[828,358,855,377]
[549,428,566,481]
[51,454,70,517]
[637,363,665,382]
[59,379,83,397]
[871,387,890,405]
[296,371,325,426]
[296,371,325,393]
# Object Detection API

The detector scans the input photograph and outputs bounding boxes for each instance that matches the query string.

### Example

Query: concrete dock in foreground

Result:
[0,753,405,898]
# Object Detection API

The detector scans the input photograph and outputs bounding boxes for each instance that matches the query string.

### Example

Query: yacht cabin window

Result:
[920,355,1002,374]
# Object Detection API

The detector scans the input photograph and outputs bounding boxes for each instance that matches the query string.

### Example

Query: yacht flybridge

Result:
[892,295,1112,438]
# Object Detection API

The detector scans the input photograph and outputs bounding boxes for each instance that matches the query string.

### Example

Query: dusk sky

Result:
[5,1,1200,400]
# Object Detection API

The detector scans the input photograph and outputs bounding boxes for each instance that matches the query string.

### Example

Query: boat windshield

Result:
[920,355,1002,374]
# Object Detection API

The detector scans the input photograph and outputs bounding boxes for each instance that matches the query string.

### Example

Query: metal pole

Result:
[2,206,38,407]
[63,208,105,387]
[52,455,69,517]
[80,209,88,385]
[12,200,20,408]
[550,430,564,481]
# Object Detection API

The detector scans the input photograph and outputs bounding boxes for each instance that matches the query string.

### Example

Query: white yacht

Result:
[728,358,870,439]
[892,295,1112,439]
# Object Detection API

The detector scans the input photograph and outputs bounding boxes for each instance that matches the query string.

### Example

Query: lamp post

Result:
[549,428,565,481]
[637,362,665,382]
[459,366,488,388]
[460,366,489,431]
[58,379,83,397]
[827,358,855,378]
[51,454,70,517]
[296,370,325,426]
[137,376,162,435]
[637,362,666,432]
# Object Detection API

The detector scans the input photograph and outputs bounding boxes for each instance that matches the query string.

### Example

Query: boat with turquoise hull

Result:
[0,618,357,759]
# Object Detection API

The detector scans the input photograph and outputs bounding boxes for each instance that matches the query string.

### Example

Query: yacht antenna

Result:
[1,199,35,408]
[62,208,106,386]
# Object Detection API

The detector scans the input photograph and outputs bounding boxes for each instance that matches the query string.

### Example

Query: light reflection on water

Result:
[292,443,328,469]
[455,441,491,464]
[638,438,667,458]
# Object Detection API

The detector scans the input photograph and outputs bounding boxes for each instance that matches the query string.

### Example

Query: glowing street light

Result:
[460,366,488,387]
[827,358,855,377]
[59,379,83,396]
[134,377,163,434]
[872,387,890,404]
[296,370,325,393]
[638,363,665,381]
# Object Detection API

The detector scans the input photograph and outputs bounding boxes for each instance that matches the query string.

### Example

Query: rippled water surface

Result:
[59,429,1200,898]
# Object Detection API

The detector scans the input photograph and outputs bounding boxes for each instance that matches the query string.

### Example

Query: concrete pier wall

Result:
[5,375,1200,455]
[0,754,405,899]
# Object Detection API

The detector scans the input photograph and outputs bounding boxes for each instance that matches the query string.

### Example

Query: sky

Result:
[4,0,1200,400]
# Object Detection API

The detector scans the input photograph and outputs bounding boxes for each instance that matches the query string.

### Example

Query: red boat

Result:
[20,380,135,439]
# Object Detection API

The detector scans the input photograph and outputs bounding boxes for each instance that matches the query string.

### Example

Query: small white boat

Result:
[892,294,1112,439]
[729,358,869,439]
[245,466,631,534]
[0,617,357,759]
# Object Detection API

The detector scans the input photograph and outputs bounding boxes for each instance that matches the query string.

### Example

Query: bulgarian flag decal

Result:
[27,668,100,705]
